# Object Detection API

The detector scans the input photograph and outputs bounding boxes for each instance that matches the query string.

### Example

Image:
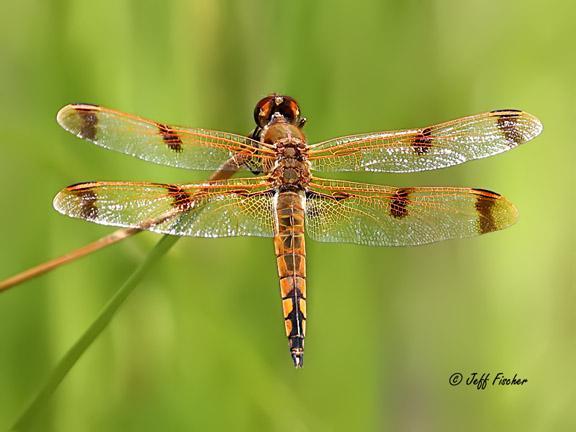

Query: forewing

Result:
[305,178,518,246]
[308,110,542,173]
[57,104,274,172]
[53,177,275,238]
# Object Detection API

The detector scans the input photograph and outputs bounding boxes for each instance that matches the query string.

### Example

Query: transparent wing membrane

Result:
[305,178,518,246]
[308,110,542,173]
[57,104,274,172]
[55,103,537,246]
[53,177,276,238]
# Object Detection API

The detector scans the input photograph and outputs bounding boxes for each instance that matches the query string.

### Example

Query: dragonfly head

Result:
[254,94,305,128]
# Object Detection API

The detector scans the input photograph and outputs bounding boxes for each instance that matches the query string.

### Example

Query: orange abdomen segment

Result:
[273,191,307,368]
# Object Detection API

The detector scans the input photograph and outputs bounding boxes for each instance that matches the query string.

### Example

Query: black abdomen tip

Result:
[291,350,304,368]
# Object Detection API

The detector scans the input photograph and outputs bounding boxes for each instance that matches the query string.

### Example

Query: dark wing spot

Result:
[413,127,433,155]
[75,108,98,140]
[491,111,524,146]
[390,187,413,219]
[166,184,192,211]
[473,188,500,233]
[158,123,183,152]
[69,185,98,219]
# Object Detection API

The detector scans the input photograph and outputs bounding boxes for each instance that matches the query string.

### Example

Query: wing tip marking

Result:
[58,184,99,219]
[490,109,543,145]
[472,188,518,233]
[57,104,100,140]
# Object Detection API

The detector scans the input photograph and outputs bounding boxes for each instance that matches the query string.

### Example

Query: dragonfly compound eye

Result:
[254,94,301,127]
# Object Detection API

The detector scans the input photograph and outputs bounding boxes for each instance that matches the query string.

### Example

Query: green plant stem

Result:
[11,234,180,431]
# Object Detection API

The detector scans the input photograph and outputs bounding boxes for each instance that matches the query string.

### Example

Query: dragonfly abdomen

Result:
[273,191,307,368]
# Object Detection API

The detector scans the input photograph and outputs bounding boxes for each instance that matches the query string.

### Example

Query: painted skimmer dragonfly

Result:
[54,95,542,367]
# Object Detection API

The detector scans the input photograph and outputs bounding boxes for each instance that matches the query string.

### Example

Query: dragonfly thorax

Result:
[270,139,311,189]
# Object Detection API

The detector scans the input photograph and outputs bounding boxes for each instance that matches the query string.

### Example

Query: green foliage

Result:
[0,0,574,431]
[11,235,179,431]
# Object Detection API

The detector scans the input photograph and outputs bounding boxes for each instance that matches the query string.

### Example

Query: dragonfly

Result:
[54,95,542,367]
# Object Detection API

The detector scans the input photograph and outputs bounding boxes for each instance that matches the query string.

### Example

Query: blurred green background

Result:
[0,0,574,430]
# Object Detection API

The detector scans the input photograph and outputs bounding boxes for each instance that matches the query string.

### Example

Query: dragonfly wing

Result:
[53,177,276,238]
[57,104,274,172]
[305,178,518,246]
[308,110,542,173]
